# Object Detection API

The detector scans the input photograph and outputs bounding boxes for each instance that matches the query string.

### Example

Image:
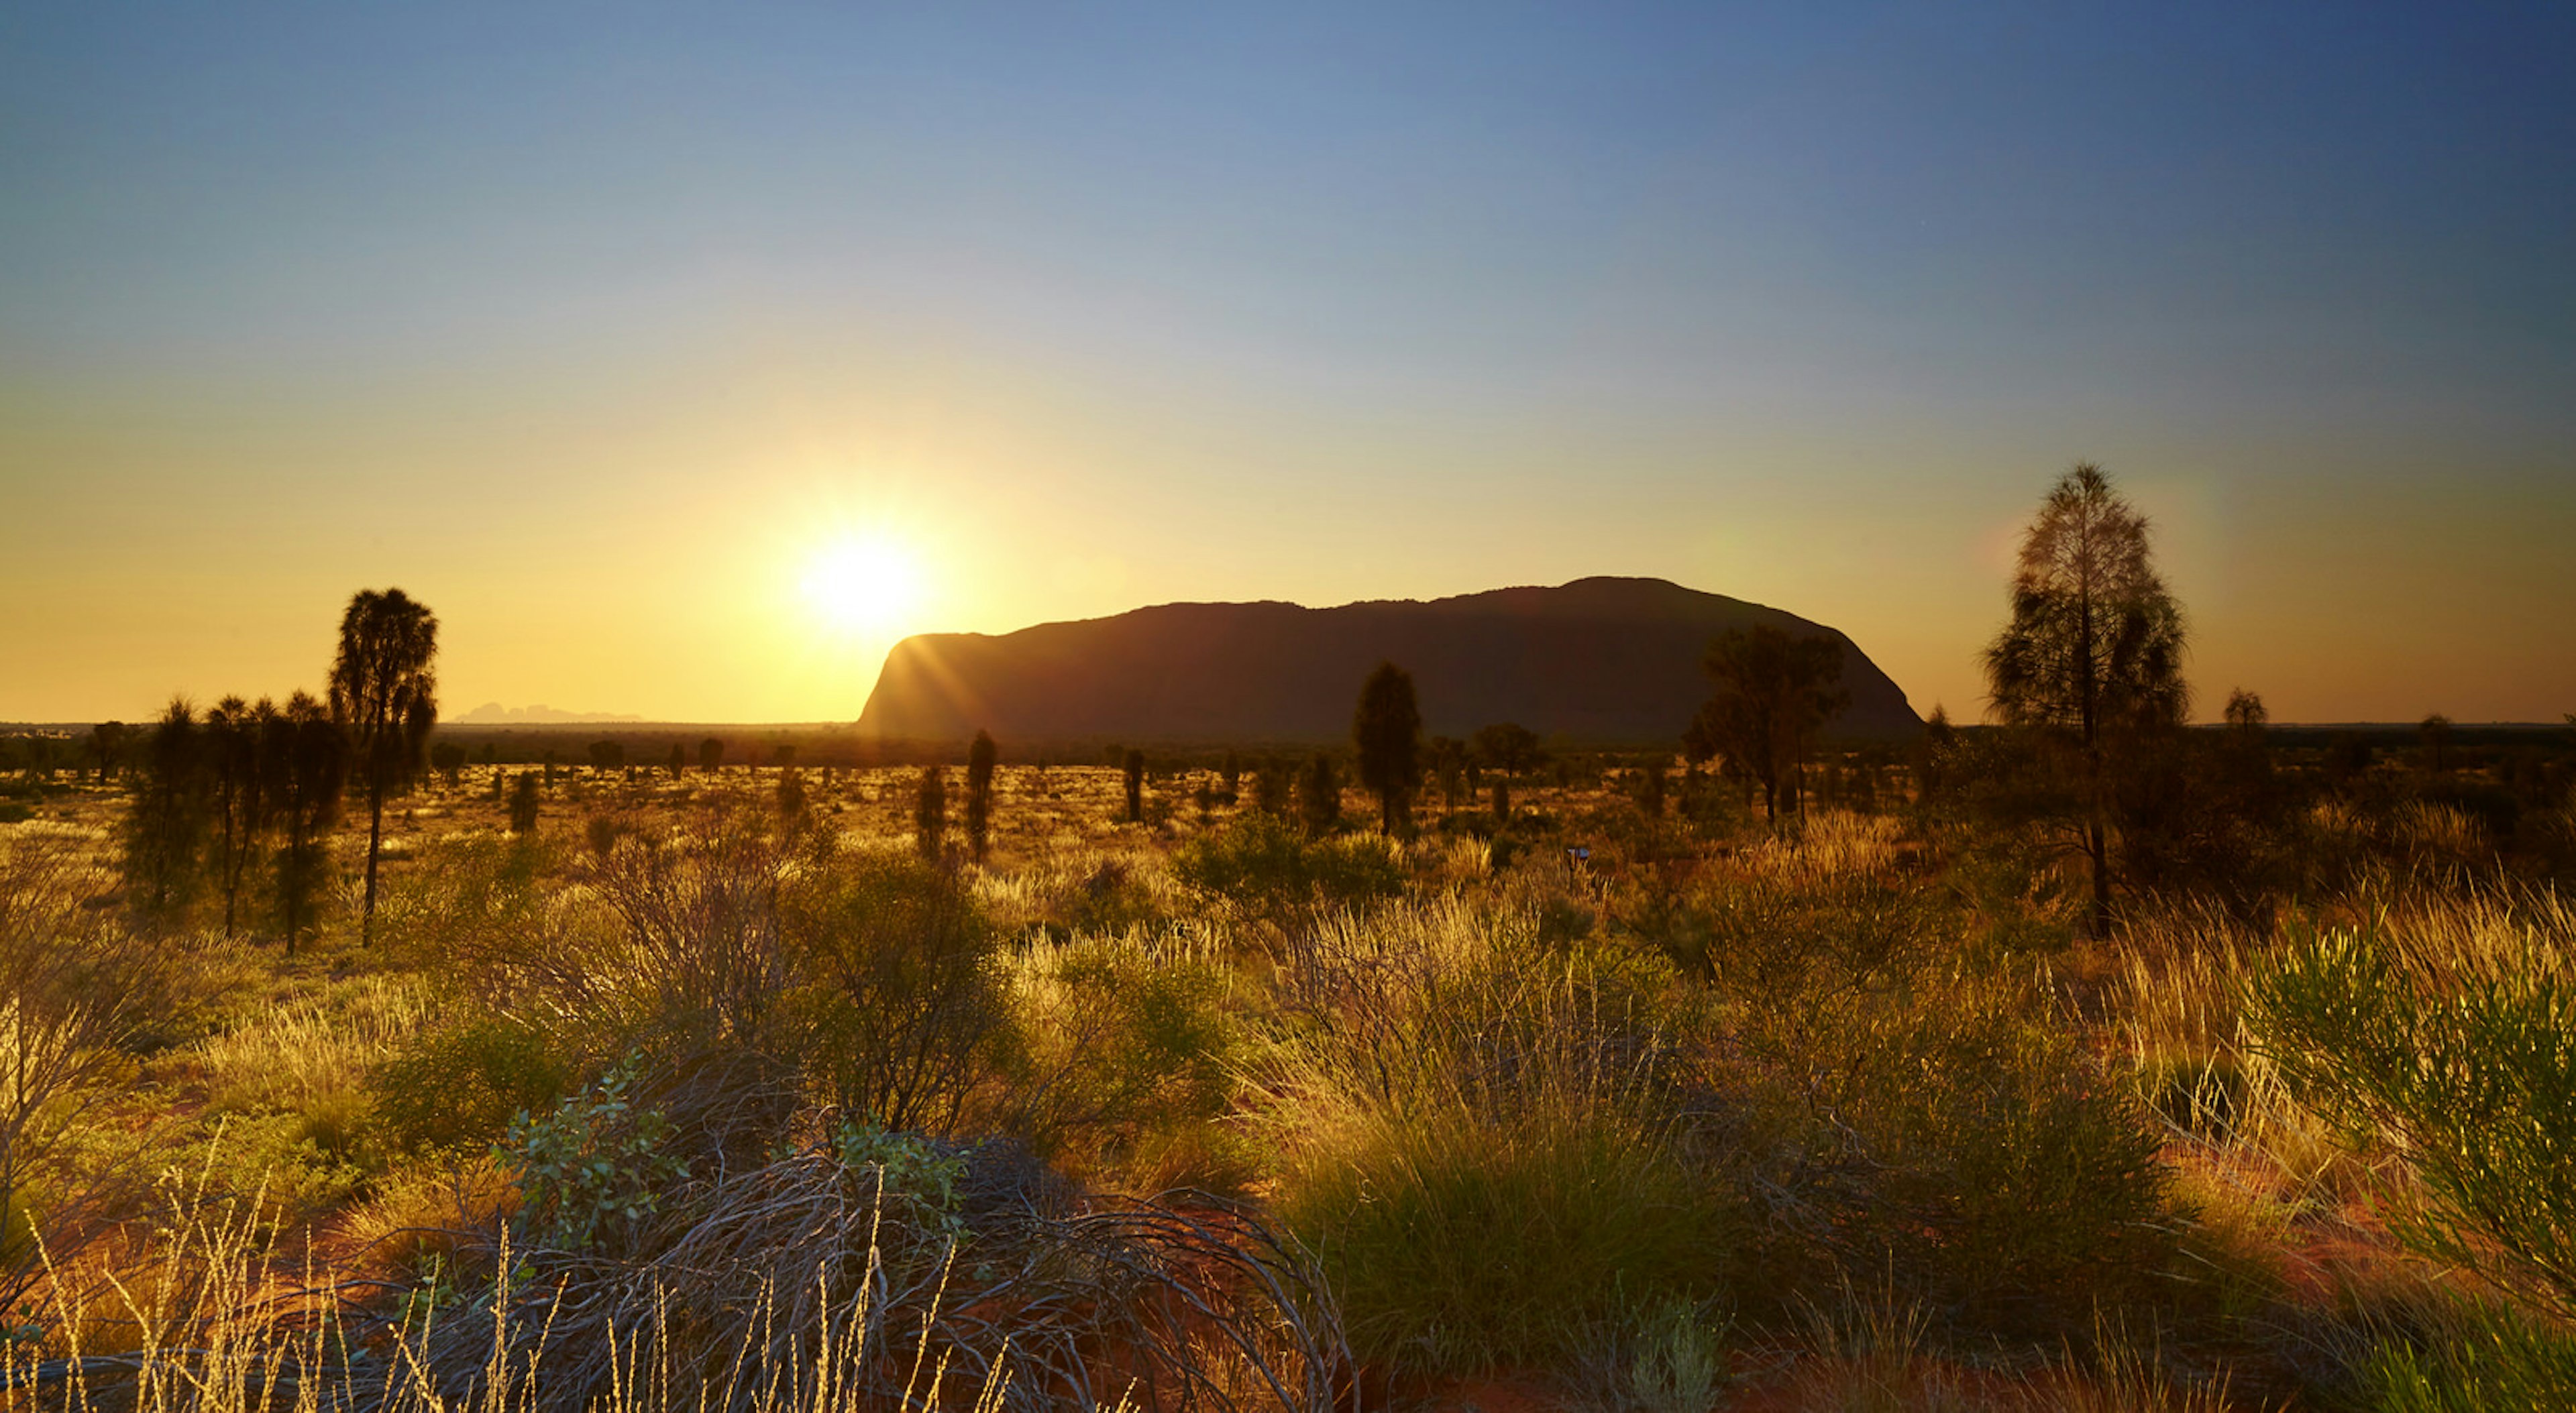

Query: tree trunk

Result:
[2086,813,2111,938]
[362,780,383,944]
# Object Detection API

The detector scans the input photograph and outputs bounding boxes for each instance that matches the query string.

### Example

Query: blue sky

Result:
[4,3,2570,722]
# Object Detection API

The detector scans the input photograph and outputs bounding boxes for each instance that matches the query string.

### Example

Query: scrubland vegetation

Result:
[3,721,2575,1412]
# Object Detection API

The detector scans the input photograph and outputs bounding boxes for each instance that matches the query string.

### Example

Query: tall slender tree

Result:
[1983,462,2187,936]
[265,691,347,954]
[964,730,998,862]
[914,765,949,860]
[205,696,274,939]
[1122,749,1145,824]
[1351,662,1423,834]
[328,588,439,943]
[1297,754,1341,838]
[122,697,211,924]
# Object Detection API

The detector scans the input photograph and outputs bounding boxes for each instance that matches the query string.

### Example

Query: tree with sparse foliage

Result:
[1252,758,1291,817]
[507,771,541,834]
[965,731,998,862]
[122,697,211,925]
[1685,626,1849,829]
[2420,713,2454,773]
[589,739,623,773]
[204,697,274,939]
[666,742,686,780]
[778,766,809,825]
[328,587,439,943]
[698,737,724,773]
[1122,749,1145,824]
[1352,662,1423,834]
[85,721,128,783]
[1983,462,2187,936]
[429,740,465,789]
[914,765,948,860]
[265,691,347,954]
[1297,754,1341,838]
[1471,722,1546,777]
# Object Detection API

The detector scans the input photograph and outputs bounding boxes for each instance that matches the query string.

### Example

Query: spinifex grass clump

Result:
[2249,887,2576,1319]
[1258,896,1746,1375]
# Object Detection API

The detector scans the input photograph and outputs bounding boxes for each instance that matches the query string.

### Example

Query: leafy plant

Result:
[502,1058,690,1253]
[2249,916,2576,1318]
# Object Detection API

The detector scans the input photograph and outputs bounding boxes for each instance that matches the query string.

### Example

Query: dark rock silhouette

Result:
[858,577,1920,744]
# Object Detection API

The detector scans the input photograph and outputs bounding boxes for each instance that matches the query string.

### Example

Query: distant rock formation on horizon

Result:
[857,577,1921,745]
[455,702,646,725]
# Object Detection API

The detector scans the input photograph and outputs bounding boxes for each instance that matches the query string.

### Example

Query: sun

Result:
[799,536,924,636]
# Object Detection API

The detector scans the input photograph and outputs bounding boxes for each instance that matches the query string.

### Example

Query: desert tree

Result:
[1122,748,1146,824]
[698,737,725,773]
[666,742,686,780]
[1983,462,2187,936]
[507,771,541,834]
[327,587,439,942]
[203,697,274,938]
[1352,661,1423,834]
[588,739,624,773]
[1297,754,1341,838]
[1220,750,1241,799]
[914,765,948,860]
[264,691,347,954]
[85,721,128,783]
[964,730,998,862]
[2420,713,2453,773]
[1638,755,1668,817]
[1471,722,1546,778]
[1684,626,1849,828]
[1252,758,1291,817]
[430,740,467,789]
[121,697,212,925]
[778,765,810,825]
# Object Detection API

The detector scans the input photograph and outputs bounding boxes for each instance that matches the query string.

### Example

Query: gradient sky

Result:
[4,3,2571,725]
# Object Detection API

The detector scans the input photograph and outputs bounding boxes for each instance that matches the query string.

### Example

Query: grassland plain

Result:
[1,741,2573,1413]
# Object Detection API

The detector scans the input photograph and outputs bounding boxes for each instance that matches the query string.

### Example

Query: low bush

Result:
[1173,812,1403,915]
[1275,1095,1746,1377]
[2249,905,2576,1318]
[370,1015,577,1154]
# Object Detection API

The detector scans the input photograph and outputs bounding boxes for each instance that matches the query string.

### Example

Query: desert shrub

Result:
[780,840,1014,1134]
[2357,1296,2576,1411]
[376,828,560,976]
[2248,897,2576,1318]
[1172,811,1403,915]
[1803,980,2178,1337]
[502,1057,692,1254]
[1684,866,2174,1337]
[369,1015,577,1154]
[1005,932,1249,1184]
[1261,898,1730,1373]
[1275,1094,1745,1377]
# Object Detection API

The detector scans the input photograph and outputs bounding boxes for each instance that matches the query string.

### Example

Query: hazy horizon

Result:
[6,5,2570,726]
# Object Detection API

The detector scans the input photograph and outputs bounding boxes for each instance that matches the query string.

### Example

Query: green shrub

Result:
[2249,917,2576,1318]
[369,1016,576,1155]
[502,1058,690,1253]
[2359,1296,2576,1412]
[1006,934,1248,1183]
[1275,1098,1746,1377]
[1172,812,1403,915]
[781,844,1012,1135]
[1816,985,2177,1336]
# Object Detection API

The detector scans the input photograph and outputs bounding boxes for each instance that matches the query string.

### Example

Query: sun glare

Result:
[800,537,924,636]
